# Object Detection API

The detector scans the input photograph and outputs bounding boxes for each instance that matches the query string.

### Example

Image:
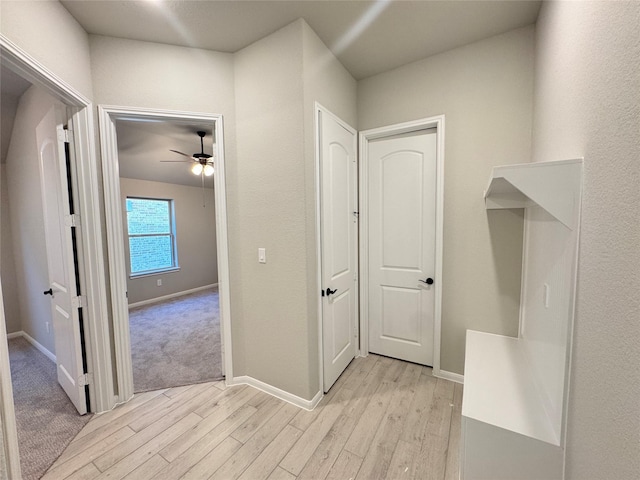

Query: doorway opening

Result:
[115,119,222,393]
[359,116,445,376]
[98,106,233,404]
[1,68,92,479]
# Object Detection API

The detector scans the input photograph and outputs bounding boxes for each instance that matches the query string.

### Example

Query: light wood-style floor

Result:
[44,354,462,480]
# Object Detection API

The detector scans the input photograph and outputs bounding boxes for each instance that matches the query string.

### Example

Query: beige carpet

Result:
[8,336,92,480]
[129,287,223,393]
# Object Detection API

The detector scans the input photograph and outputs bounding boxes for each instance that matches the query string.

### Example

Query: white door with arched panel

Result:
[37,106,88,414]
[367,130,437,366]
[318,107,358,392]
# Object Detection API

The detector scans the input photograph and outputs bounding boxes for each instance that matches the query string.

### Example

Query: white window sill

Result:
[129,267,180,279]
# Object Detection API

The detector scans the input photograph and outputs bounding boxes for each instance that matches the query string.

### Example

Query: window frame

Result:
[125,196,180,278]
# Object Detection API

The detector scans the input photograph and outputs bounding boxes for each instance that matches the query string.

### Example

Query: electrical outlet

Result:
[157,279,162,287]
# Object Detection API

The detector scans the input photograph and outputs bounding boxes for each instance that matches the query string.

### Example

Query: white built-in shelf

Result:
[484,159,582,229]
[462,330,560,446]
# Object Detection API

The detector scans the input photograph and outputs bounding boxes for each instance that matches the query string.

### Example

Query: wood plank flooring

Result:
[45,355,462,480]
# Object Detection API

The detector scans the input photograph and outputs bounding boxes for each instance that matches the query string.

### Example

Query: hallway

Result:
[43,354,462,479]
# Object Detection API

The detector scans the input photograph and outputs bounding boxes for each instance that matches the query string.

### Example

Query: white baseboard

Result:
[8,331,56,364]
[228,375,323,411]
[128,283,218,309]
[435,369,464,384]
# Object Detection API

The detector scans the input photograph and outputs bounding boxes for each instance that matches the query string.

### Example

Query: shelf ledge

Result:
[462,330,560,446]
[484,159,582,229]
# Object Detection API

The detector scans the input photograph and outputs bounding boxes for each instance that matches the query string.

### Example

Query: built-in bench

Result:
[460,159,583,480]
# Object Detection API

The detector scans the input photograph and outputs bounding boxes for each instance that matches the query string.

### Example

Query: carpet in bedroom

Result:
[8,336,92,480]
[128,287,223,393]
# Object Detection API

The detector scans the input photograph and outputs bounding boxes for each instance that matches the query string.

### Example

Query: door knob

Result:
[326,287,337,296]
[43,288,53,296]
[419,278,434,285]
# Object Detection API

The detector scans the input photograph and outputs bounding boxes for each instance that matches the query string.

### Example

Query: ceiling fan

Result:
[162,130,214,176]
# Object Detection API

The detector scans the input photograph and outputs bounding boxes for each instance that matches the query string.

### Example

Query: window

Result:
[126,197,178,276]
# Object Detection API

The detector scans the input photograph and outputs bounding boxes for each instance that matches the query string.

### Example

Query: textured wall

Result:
[0,164,20,333]
[0,0,93,99]
[301,21,357,396]
[232,20,312,398]
[358,26,534,374]
[119,178,217,305]
[532,1,640,478]
[5,85,63,354]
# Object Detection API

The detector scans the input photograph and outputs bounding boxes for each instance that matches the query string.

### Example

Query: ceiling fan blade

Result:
[169,149,194,159]
[160,160,193,163]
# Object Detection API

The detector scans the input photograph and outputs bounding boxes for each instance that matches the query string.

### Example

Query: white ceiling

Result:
[3,1,541,181]
[116,119,216,188]
[61,0,541,80]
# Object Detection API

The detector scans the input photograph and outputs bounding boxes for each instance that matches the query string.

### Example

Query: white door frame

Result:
[0,35,113,477]
[359,115,445,376]
[98,106,233,404]
[314,103,359,394]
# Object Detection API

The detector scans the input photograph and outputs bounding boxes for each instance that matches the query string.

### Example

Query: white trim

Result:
[1,35,114,414]
[98,106,233,404]
[518,209,531,338]
[0,36,90,107]
[435,369,464,385]
[314,103,359,394]
[358,115,446,376]
[314,104,325,394]
[0,280,21,479]
[7,331,57,364]
[128,283,219,309]
[228,376,323,411]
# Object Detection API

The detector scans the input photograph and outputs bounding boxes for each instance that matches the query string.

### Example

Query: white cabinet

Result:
[461,159,583,479]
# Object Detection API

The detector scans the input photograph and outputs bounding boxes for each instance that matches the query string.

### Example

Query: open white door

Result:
[367,130,437,366]
[37,107,88,415]
[319,108,358,392]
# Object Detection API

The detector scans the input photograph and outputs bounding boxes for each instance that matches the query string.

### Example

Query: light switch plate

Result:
[258,248,266,263]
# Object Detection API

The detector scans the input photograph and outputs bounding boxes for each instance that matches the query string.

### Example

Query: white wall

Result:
[0,0,93,99]
[0,164,20,334]
[232,19,358,401]
[520,206,577,442]
[233,20,311,398]
[1,94,19,165]
[0,93,21,334]
[5,85,64,354]
[119,177,217,304]
[532,1,640,478]
[302,22,357,395]
[358,26,534,374]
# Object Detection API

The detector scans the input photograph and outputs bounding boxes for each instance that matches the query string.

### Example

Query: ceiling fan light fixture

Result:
[191,163,203,175]
[203,164,214,176]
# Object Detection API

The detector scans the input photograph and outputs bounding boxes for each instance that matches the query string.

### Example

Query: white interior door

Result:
[37,107,88,414]
[319,108,358,392]
[367,130,437,366]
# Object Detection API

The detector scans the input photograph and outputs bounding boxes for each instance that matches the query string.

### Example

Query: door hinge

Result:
[57,126,73,144]
[65,214,81,227]
[71,295,86,308]
[78,372,92,387]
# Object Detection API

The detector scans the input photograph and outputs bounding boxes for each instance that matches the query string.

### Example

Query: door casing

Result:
[0,34,113,478]
[359,115,445,377]
[98,106,232,405]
